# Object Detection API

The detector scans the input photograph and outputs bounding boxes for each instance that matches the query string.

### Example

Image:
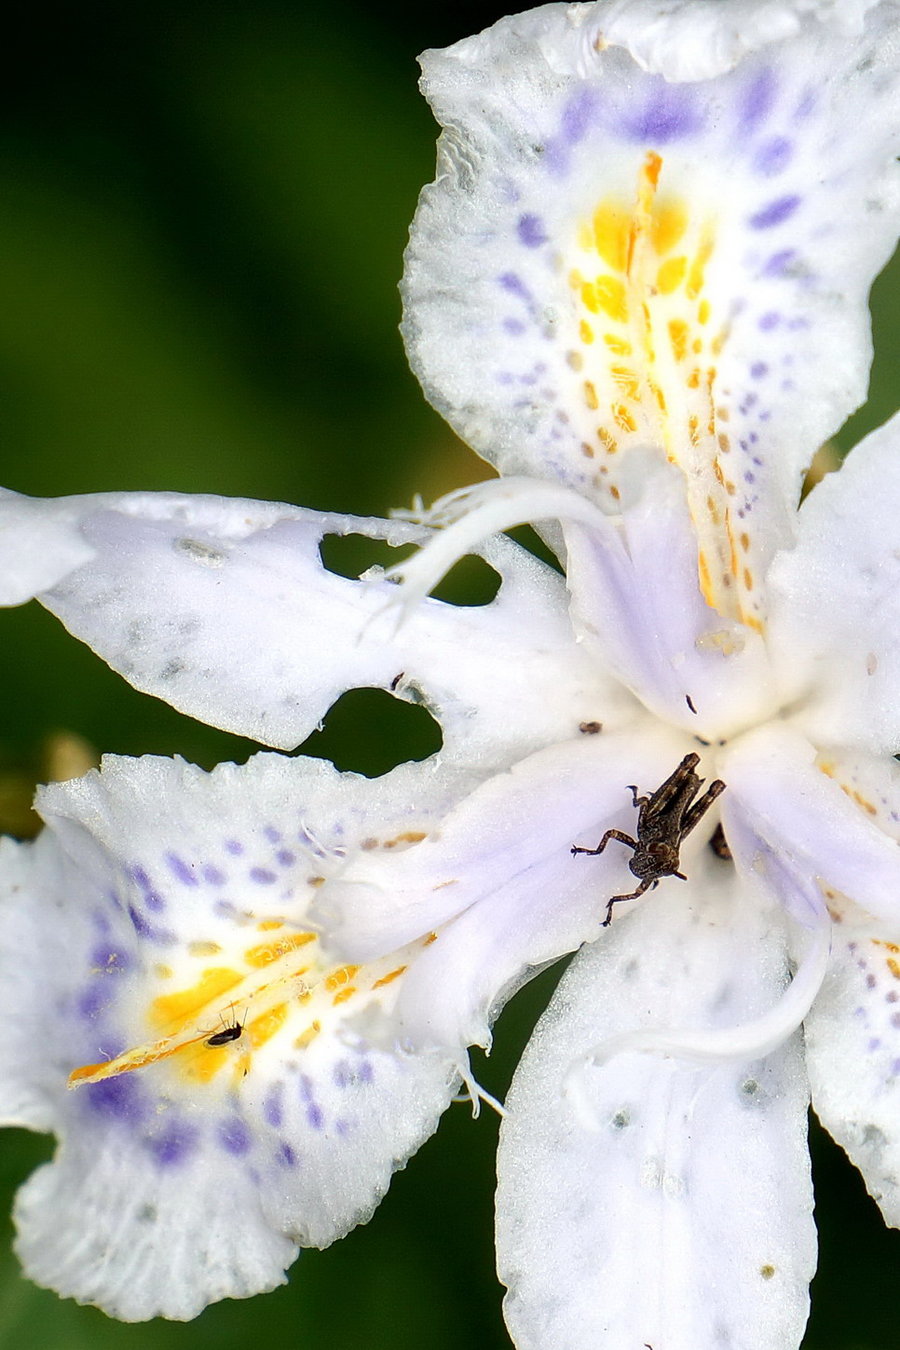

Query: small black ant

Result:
[205,1006,246,1047]
[572,752,726,925]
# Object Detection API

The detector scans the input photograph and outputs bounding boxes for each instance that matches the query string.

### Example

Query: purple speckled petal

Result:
[0,746,487,1319]
[403,3,900,627]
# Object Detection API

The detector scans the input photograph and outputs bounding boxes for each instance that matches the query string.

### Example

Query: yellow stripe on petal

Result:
[68,929,430,1092]
[567,150,757,629]
[151,967,243,1030]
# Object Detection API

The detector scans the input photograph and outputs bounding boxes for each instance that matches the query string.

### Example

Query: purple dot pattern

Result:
[85,1075,147,1124]
[218,1116,252,1157]
[166,852,199,887]
[482,52,820,536]
[403,5,900,626]
[748,195,801,230]
[144,1120,200,1169]
[517,214,548,248]
[27,746,464,1288]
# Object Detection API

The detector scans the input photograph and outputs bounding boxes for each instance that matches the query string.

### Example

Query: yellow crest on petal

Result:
[568,151,759,631]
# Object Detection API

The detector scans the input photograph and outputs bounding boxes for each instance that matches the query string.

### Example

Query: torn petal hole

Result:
[505,523,563,575]
[319,534,501,607]
[299,688,442,776]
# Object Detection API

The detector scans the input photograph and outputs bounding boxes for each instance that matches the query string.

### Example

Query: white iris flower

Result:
[1,2,900,1345]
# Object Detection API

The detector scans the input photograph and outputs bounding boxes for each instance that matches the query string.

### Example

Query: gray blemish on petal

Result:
[224,839,244,856]
[203,864,227,886]
[758,311,780,330]
[749,195,801,230]
[750,362,769,380]
[218,1116,252,1156]
[173,537,226,568]
[263,826,282,843]
[145,1120,200,1168]
[738,1076,764,1106]
[276,849,296,867]
[503,317,527,335]
[129,864,153,891]
[306,1104,324,1130]
[277,1142,298,1167]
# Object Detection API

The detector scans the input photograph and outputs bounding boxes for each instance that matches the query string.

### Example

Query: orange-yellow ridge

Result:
[568,149,759,629]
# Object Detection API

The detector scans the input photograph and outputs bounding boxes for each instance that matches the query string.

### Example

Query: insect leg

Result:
[602,877,656,925]
[571,829,637,858]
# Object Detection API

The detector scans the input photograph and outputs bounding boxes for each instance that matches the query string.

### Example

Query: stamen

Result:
[454,1060,507,1119]
[563,918,830,1129]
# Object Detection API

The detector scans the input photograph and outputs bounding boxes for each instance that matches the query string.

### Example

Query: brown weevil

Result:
[572,752,726,926]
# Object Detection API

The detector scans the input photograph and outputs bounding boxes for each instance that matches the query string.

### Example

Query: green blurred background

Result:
[1,2,899,1346]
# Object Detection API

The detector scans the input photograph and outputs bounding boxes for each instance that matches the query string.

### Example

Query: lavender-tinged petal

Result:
[496,859,814,1350]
